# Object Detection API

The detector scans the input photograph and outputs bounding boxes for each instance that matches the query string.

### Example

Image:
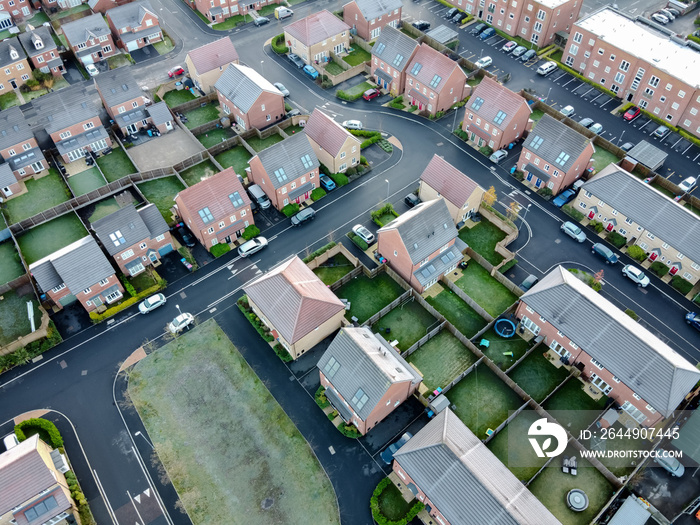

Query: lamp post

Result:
[618,129,625,146]
[519,204,532,230]
[260,60,264,77]
[134,431,154,450]
[175,304,182,316]
[385,179,390,201]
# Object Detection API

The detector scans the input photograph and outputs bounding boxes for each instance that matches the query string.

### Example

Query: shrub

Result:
[606,231,627,248]
[626,245,647,262]
[321,78,333,89]
[301,242,337,263]
[15,418,63,448]
[499,259,518,274]
[671,275,693,295]
[311,188,326,201]
[513,170,525,181]
[315,385,330,409]
[589,220,604,233]
[538,187,553,197]
[273,343,293,363]
[336,89,364,101]
[388,95,404,109]
[360,155,368,165]
[338,423,362,438]
[350,129,382,138]
[435,110,445,119]
[454,129,468,141]
[378,139,393,153]
[351,234,368,251]
[370,478,425,525]
[689,34,700,45]
[26,79,41,91]
[271,34,288,54]
[242,224,260,241]
[329,172,349,187]
[479,145,493,156]
[371,203,399,227]
[650,261,669,277]
[345,166,357,176]
[237,296,274,342]
[284,102,292,112]
[282,203,300,217]
[210,243,231,257]
[562,204,585,221]
[410,105,418,111]
[625,309,639,321]
[89,280,165,322]
[119,275,137,297]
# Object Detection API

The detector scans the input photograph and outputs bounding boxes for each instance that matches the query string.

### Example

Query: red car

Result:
[623,106,640,121]
[363,88,380,101]
[168,66,185,78]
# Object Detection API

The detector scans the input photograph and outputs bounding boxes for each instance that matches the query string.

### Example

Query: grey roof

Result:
[582,165,700,263]
[607,496,652,525]
[351,0,403,20]
[107,0,158,30]
[523,114,591,172]
[0,106,33,151]
[317,327,422,421]
[0,38,27,68]
[425,24,458,44]
[378,198,457,265]
[117,26,162,44]
[413,239,466,287]
[256,132,319,190]
[56,127,108,156]
[114,106,148,128]
[521,266,700,415]
[393,409,562,525]
[7,148,46,172]
[626,140,668,170]
[95,68,141,108]
[30,89,100,134]
[214,64,281,114]
[325,388,353,421]
[147,100,172,126]
[18,26,57,58]
[138,203,169,236]
[92,203,167,255]
[0,163,14,187]
[372,25,419,73]
[62,13,111,46]
[29,236,116,294]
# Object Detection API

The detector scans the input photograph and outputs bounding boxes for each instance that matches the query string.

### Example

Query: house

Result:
[0,106,48,180]
[377,198,466,292]
[0,0,32,24]
[393,408,562,525]
[214,64,285,132]
[516,114,594,195]
[17,26,64,76]
[284,10,351,66]
[404,43,468,116]
[342,0,402,41]
[0,163,22,200]
[574,164,700,286]
[0,38,31,94]
[370,25,419,96]
[418,154,485,225]
[185,37,239,94]
[89,0,132,15]
[174,167,253,251]
[106,0,163,52]
[0,435,76,525]
[318,326,422,435]
[92,203,173,275]
[0,12,14,33]
[243,255,346,360]
[303,108,361,173]
[185,0,280,24]
[461,76,532,151]
[517,265,700,427]
[29,236,124,312]
[247,132,320,211]
[62,13,117,66]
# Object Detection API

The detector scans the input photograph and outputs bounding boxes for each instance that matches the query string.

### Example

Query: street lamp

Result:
[134,431,154,450]
[618,129,625,146]
[519,204,532,230]
[260,60,264,77]
[175,304,182,316]
[385,179,390,201]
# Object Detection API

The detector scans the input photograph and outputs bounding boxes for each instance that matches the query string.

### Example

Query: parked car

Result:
[655,450,685,477]
[320,174,336,191]
[560,105,575,117]
[288,53,305,68]
[286,109,301,118]
[475,56,493,69]
[653,125,670,138]
[686,311,700,331]
[659,8,675,20]
[511,46,527,57]
[678,176,697,193]
[342,119,363,130]
[138,293,166,314]
[253,16,270,26]
[560,221,587,242]
[519,274,539,292]
[273,82,289,97]
[303,64,319,79]
[85,64,99,77]
[405,193,420,207]
[168,312,194,334]
[445,7,458,19]
[621,264,650,287]
[238,237,268,257]
[620,142,635,152]
[489,149,508,163]
[552,188,577,208]
[380,432,413,464]
[591,243,619,264]
[480,27,496,40]
[470,23,487,34]
[453,12,468,24]
[168,66,185,78]
[666,7,680,16]
[363,88,380,101]
[176,226,195,247]
[537,61,558,76]
[3,433,19,451]
[502,40,518,53]
[578,117,594,128]
[291,207,316,226]
[651,13,669,23]
[352,224,375,245]
[520,49,537,62]
[589,123,604,135]
[412,20,430,30]
[623,106,641,121]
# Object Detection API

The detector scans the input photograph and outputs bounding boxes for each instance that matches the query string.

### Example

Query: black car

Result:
[471,23,487,34]
[412,20,430,31]
[176,226,196,247]
[291,207,316,226]
[445,7,458,18]
[253,16,270,26]
[452,12,468,24]
[519,274,539,292]
[405,193,420,207]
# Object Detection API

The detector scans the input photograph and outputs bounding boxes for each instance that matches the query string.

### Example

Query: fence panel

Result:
[440,275,493,322]
[402,321,445,358]
[171,92,218,114]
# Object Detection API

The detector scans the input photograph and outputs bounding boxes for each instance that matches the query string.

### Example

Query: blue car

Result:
[320,174,336,191]
[591,243,618,264]
[380,432,413,464]
[686,312,700,331]
[302,64,319,79]
[552,188,577,208]
[480,27,496,40]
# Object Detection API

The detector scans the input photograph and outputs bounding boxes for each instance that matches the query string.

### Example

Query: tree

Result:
[483,186,497,207]
[593,269,604,284]
[507,202,521,221]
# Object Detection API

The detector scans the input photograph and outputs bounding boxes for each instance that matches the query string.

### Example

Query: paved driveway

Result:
[128,127,204,171]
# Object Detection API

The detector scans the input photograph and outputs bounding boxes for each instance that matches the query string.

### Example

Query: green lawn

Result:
[651,182,675,199]
[4,170,73,224]
[196,127,236,148]
[17,213,87,265]
[508,351,570,402]
[0,241,25,285]
[51,3,89,19]
[163,89,197,108]
[455,263,518,317]
[153,35,174,55]
[591,147,621,172]
[107,54,132,70]
[128,319,341,525]
[374,212,398,226]
[67,167,107,196]
[407,330,477,392]
[543,378,607,437]
[529,109,545,122]
[180,160,219,187]
[425,283,487,338]
[137,177,185,224]
[88,197,121,223]
[97,148,137,182]
[0,92,19,110]
[256,4,278,15]
[246,133,285,152]
[129,271,157,293]
[312,254,354,285]
[487,410,548,481]
[341,81,374,98]
[372,300,437,352]
[378,483,414,521]
[343,47,371,67]
[336,273,404,323]
[212,14,252,30]
[215,146,252,175]
[458,221,507,266]
[22,11,50,28]
[184,103,220,129]
[0,289,41,347]
[478,328,532,371]
[285,125,305,136]
[325,62,345,76]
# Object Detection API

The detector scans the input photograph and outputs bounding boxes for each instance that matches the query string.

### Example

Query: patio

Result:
[17,213,87,265]
[478,327,533,371]
[406,330,477,392]
[371,300,438,352]
[543,378,608,438]
[127,128,205,172]
[508,350,570,402]
[335,273,404,324]
[458,221,507,266]
[424,283,488,338]
[453,263,518,317]
[4,170,72,224]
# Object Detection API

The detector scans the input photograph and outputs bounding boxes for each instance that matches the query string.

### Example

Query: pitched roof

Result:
[393,409,562,525]
[371,25,419,73]
[303,108,360,156]
[419,154,482,208]
[285,10,351,47]
[175,167,250,233]
[147,100,172,126]
[467,76,530,131]
[92,203,168,255]
[107,0,158,29]
[214,64,282,113]
[378,199,457,264]
[0,106,33,151]
[0,38,27,68]
[405,43,466,93]
[18,26,57,58]
[0,163,14,188]
[317,327,422,420]
[62,13,111,46]
[521,266,700,415]
[350,0,403,20]
[523,114,591,172]
[94,68,142,108]
[187,37,239,74]
[243,255,345,344]
[256,132,319,189]
[31,90,99,135]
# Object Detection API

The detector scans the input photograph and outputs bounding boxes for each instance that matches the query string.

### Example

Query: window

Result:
[633,393,641,400]
[198,207,214,223]
[591,357,603,369]
[324,356,340,378]
[102,45,112,53]
[105,289,122,303]
[229,191,243,207]
[619,60,630,72]
[99,278,110,286]
[573,31,582,43]
[471,97,484,110]
[590,373,612,395]
[139,242,147,250]
[520,316,540,335]
[410,62,422,75]
[568,44,578,56]
[678,252,685,259]
[597,48,604,55]
[352,388,369,410]
[555,151,570,166]
[300,154,313,169]
[530,135,543,149]
[614,72,624,83]
[273,168,288,184]
[207,227,214,234]
[622,401,647,423]
[340,151,346,159]
[644,87,654,97]
[646,232,655,240]
[23,496,58,521]
[493,110,507,125]
[83,287,92,294]
[59,131,71,139]
[429,74,442,88]
[648,75,660,87]
[51,283,66,293]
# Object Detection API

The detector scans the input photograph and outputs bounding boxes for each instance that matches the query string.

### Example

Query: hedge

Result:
[338,423,362,438]
[562,204,585,222]
[273,343,293,363]
[499,259,518,274]
[650,261,669,277]
[606,231,626,248]
[554,61,618,99]
[329,172,349,187]
[237,296,274,342]
[315,385,330,409]
[671,276,693,295]
[311,188,327,201]
[302,242,336,263]
[65,471,96,524]
[242,224,260,240]
[625,308,639,321]
[350,234,369,251]
[210,243,231,257]
[89,279,166,322]
[272,34,288,54]
[627,245,647,262]
[589,220,604,233]
[336,90,364,101]
[0,320,63,374]
[371,203,399,227]
[15,418,63,448]
[388,95,404,109]
[282,202,300,217]
[479,145,493,156]
[370,478,424,525]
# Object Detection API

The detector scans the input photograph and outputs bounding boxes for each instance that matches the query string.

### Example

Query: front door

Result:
[149,252,158,263]
[224,235,231,243]
[9,79,16,88]
[2,186,12,197]
[127,123,139,134]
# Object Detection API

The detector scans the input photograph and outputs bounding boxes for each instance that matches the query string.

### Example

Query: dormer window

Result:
[33,37,44,50]
[9,47,18,60]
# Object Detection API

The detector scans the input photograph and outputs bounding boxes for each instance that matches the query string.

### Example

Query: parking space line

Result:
[682,144,693,154]
[580,87,594,97]
[552,72,567,82]
[599,98,615,109]
[638,120,651,130]
[670,137,683,149]
[589,92,603,103]
[562,78,577,87]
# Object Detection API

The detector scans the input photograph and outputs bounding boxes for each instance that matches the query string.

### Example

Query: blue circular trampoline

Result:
[494,318,516,338]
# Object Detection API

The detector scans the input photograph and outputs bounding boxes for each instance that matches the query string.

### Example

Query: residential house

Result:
[89,0,132,15]
[185,37,239,94]
[318,326,422,435]
[29,235,124,312]
[62,13,117,66]
[0,0,32,24]
[0,106,48,180]
[92,203,173,275]
[185,0,280,24]
[393,408,563,525]
[284,9,351,66]
[106,0,163,52]
[404,43,468,116]
[247,132,320,210]
[0,37,31,94]
[574,164,700,285]
[0,162,22,200]
[0,435,76,525]
[243,255,346,360]
[377,198,466,293]
[517,114,594,195]
[342,0,402,41]
[174,167,253,250]
[370,25,419,96]
[418,154,485,225]
[0,11,14,32]
[18,26,64,76]
[214,64,285,131]
[303,108,361,173]
[461,76,532,151]
[516,265,700,427]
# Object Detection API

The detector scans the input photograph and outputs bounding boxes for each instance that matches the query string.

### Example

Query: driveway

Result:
[52,301,92,339]
[129,45,158,64]
[128,128,205,171]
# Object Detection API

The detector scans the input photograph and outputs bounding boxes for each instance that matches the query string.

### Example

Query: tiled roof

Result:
[92,203,168,255]
[107,0,158,30]
[405,43,466,93]
[214,64,282,113]
[0,106,33,151]
[117,26,162,43]
[303,108,360,156]
[419,154,482,209]
[243,255,345,344]
[351,0,403,20]
[256,132,319,189]
[285,9,351,47]
[31,90,99,135]
[147,100,172,126]
[467,76,530,131]
[371,26,418,73]
[187,37,239,75]
[18,26,57,58]
[62,13,111,46]
[55,126,109,156]
[0,163,14,187]
[522,114,591,172]
[95,68,142,108]
[0,37,27,68]
[521,266,700,415]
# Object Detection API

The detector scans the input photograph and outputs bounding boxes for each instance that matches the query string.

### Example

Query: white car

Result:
[501,41,518,53]
[273,82,289,97]
[238,237,268,257]
[589,123,603,135]
[352,224,375,245]
[560,221,587,243]
[561,105,575,118]
[168,312,194,334]
[138,293,166,314]
[489,149,508,163]
[622,265,650,287]
[85,64,99,77]
[651,13,669,24]
[678,176,697,193]
[475,56,493,69]
[342,119,363,130]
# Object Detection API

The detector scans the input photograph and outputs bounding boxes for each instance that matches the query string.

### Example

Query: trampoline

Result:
[494,318,516,338]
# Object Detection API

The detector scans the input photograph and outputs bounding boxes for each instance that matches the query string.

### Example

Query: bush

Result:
[321,78,333,89]
[338,423,362,438]
[479,145,493,156]
[388,95,404,109]
[562,204,585,222]
[311,188,326,201]
[606,231,627,248]
[15,418,63,448]
[589,220,604,233]
[689,34,700,45]
[329,172,349,187]
[119,275,137,297]
[499,259,518,274]
[284,102,292,112]
[671,275,693,295]
[371,203,399,227]
[237,296,274,342]
[345,166,357,176]
[625,309,639,321]
[538,187,553,197]
[89,280,166,322]
[302,242,336,263]
[454,129,468,141]
[650,261,669,277]
[378,139,393,153]
[370,478,425,525]
[315,385,330,409]
[210,243,231,257]
[627,245,647,262]
[282,203,300,217]
[351,234,368,251]
[271,34,288,54]
[273,343,293,362]
[336,89,364,101]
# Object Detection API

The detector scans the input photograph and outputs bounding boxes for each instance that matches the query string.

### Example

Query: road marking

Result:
[209,307,217,313]
[553,72,567,82]
[670,137,683,149]
[599,98,615,109]
[694,152,700,161]
[329,446,335,455]
[638,120,651,130]
[127,490,146,525]
[682,144,692,155]
[580,87,594,97]
[562,78,577,87]
[589,92,603,103]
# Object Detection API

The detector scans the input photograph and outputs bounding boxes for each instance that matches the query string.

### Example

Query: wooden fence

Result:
[440,276,493,322]
[171,92,218,114]
[0,274,30,296]
[402,321,445,358]
[364,290,413,326]
[465,247,523,297]
[477,205,518,269]
[305,243,360,272]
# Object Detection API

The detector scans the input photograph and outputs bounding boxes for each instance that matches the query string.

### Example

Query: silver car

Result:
[168,312,194,334]
[273,82,289,97]
[138,293,166,314]
[352,224,375,245]
[489,149,508,163]
[622,265,650,287]
[238,237,268,257]
[560,221,587,243]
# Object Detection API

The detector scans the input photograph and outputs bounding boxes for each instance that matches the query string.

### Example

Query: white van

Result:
[3,433,19,451]
[248,184,271,210]
[274,6,293,19]
[537,61,557,76]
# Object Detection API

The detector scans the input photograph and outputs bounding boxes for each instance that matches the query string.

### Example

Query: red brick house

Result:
[462,76,532,151]
[185,37,239,94]
[342,0,402,41]
[370,25,419,96]
[88,0,132,15]
[0,106,48,180]
[284,10,351,66]
[185,0,280,24]
[377,198,466,293]
[62,13,117,66]
[0,163,22,200]
[17,26,64,76]
[318,326,422,435]
[106,0,163,52]
[174,167,253,251]
[0,0,32,24]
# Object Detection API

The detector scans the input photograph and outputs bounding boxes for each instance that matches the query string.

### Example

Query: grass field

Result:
[458,222,507,266]
[312,254,354,285]
[543,378,607,437]
[378,483,413,521]
[184,103,220,129]
[128,320,340,525]
[341,81,374,98]
[508,351,570,402]
[0,289,41,346]
[88,197,121,223]
[212,13,252,30]
[67,168,107,196]
[4,170,72,224]
[97,148,137,182]
[0,91,19,110]
[425,283,487,338]
[478,328,532,371]
[343,47,371,66]
[0,241,25,285]
[180,160,219,187]
[196,127,236,148]
[163,89,196,107]
[455,263,518,317]
[591,148,621,172]
[336,273,404,323]
[325,62,345,76]
[246,133,285,152]
[407,330,477,392]
[372,300,438,352]
[138,176,185,224]
[215,146,252,175]
[16,213,87,265]
[153,35,174,55]
[486,410,547,481]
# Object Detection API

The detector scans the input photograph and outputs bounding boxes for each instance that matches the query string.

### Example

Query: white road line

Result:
[127,490,146,525]
[562,78,577,87]
[94,469,120,524]
[682,144,692,155]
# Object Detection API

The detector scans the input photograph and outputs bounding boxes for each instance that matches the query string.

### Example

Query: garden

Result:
[424,283,488,338]
[163,89,197,108]
[542,378,608,437]
[406,330,477,392]
[337,81,375,101]
[195,127,236,148]
[215,145,252,175]
[17,213,87,265]
[3,169,73,224]
[96,148,137,182]
[0,240,25,285]
[477,327,532,371]
[246,133,285,152]
[508,350,570,402]
[371,299,438,352]
[458,221,507,266]
[371,478,422,525]
[312,253,355,285]
[137,176,186,224]
[88,197,121,223]
[335,272,405,323]
[183,102,221,129]
[67,167,107,196]
[343,47,371,67]
[455,263,518,317]
[179,159,219,187]
[486,410,548,481]
[590,147,621,173]
[212,13,252,30]
[0,289,41,347]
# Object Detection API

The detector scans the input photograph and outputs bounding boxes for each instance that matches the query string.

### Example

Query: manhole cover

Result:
[261,498,274,510]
